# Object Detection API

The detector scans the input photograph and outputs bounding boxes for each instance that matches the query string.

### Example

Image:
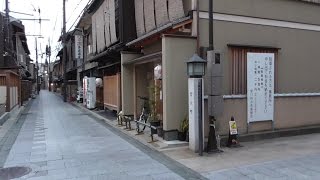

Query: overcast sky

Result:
[1,0,90,63]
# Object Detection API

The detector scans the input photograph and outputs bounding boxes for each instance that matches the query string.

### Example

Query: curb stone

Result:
[70,102,208,180]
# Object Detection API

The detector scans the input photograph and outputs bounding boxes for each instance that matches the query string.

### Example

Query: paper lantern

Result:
[154,64,162,80]
[96,78,103,87]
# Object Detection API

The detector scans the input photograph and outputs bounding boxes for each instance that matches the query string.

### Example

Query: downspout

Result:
[209,0,214,51]
[207,0,221,153]
[196,0,200,54]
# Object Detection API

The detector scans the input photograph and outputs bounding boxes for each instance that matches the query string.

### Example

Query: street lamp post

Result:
[187,54,207,156]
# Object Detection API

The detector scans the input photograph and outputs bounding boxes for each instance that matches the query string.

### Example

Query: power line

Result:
[10,10,34,16]
[50,10,59,45]
[66,0,84,24]
[66,0,92,32]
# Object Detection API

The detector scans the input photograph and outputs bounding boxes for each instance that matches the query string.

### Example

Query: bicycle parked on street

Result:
[136,96,150,133]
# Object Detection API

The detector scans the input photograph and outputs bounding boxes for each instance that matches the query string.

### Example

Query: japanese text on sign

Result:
[247,53,274,123]
[74,35,83,60]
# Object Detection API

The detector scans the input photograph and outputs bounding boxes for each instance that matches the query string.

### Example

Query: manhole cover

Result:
[0,167,32,179]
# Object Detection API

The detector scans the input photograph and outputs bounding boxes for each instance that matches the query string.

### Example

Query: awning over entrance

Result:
[122,52,162,65]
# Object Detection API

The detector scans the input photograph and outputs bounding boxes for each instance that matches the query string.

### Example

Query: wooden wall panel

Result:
[134,0,145,37]
[134,0,185,37]
[103,74,121,111]
[109,0,117,43]
[96,8,101,53]
[91,0,117,51]
[168,0,185,21]
[144,0,156,32]
[96,6,106,53]
[91,13,97,54]
[104,0,111,47]
[0,76,5,86]
[230,47,278,95]
[155,0,169,27]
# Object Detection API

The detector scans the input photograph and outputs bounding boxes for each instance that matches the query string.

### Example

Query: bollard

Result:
[207,116,223,153]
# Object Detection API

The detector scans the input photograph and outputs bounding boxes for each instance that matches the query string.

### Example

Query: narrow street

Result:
[1,91,202,180]
[1,92,320,180]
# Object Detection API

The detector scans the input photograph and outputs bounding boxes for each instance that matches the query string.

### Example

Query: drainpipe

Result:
[196,0,200,54]
[209,0,214,51]
[207,0,222,153]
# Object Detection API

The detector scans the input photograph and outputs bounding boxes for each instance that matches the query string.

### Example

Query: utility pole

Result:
[4,0,10,67]
[206,0,222,153]
[5,0,9,43]
[62,0,67,102]
[35,37,39,94]
[46,42,51,91]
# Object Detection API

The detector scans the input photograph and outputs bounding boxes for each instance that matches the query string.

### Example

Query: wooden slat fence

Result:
[229,47,278,95]
[103,74,121,112]
[21,80,32,103]
[0,71,20,112]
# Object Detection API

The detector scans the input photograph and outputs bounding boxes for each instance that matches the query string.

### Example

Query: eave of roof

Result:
[126,16,192,47]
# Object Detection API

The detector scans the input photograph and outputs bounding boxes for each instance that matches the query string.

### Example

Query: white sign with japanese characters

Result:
[74,35,83,60]
[247,53,274,123]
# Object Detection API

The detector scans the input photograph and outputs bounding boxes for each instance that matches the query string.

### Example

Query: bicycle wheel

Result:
[141,114,147,131]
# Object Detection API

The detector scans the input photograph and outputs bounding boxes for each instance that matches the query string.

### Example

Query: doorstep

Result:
[71,102,189,152]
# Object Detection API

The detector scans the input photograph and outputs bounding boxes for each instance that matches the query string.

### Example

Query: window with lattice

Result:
[229,46,279,95]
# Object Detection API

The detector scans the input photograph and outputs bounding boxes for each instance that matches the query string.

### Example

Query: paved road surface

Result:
[2,91,320,180]
[3,91,202,180]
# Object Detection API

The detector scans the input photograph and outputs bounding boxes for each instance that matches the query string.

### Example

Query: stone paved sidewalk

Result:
[3,91,204,180]
[163,133,320,180]
[73,92,320,180]
[3,90,320,179]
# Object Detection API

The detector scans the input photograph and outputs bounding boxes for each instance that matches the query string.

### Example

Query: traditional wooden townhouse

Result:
[58,30,79,101]
[121,0,195,140]
[52,59,63,93]
[121,0,320,142]
[0,13,32,119]
[76,0,136,111]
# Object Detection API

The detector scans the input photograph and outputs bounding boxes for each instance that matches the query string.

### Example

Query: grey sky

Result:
[1,0,90,63]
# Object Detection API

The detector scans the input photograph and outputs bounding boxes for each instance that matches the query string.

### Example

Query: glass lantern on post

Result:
[187,54,207,78]
[186,54,207,156]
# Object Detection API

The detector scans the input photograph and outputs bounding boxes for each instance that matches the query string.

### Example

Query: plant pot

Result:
[150,121,160,134]
[157,127,164,137]
[178,131,186,141]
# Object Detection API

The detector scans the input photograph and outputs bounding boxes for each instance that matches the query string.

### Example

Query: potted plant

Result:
[178,116,189,141]
[148,85,161,135]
